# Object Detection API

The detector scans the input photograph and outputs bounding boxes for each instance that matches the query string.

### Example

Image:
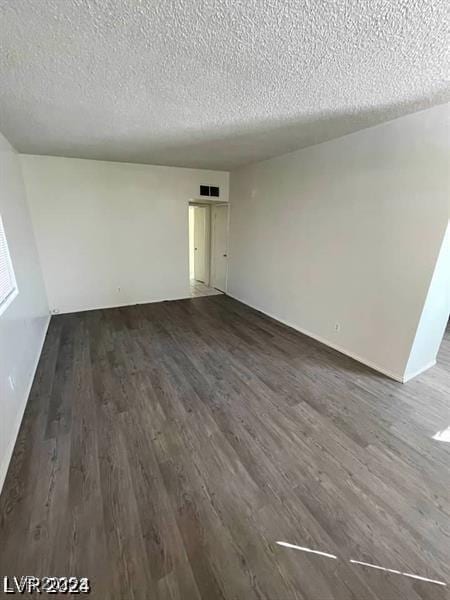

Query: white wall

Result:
[228,104,450,381]
[404,222,450,380]
[0,132,49,492]
[21,156,229,314]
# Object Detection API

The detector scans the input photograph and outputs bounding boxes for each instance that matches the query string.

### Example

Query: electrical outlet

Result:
[334,322,341,332]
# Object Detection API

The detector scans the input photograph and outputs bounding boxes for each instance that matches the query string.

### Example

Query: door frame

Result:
[192,204,209,284]
[188,200,229,292]
[211,203,230,292]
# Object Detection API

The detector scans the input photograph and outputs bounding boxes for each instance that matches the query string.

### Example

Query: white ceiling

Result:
[0,0,448,171]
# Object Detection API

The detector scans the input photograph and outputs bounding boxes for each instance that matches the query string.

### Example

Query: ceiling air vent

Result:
[199,185,220,198]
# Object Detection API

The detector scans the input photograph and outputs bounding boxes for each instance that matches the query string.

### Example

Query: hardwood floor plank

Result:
[0,297,448,599]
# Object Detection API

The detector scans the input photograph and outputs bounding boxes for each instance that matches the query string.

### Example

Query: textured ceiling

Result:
[0,0,448,170]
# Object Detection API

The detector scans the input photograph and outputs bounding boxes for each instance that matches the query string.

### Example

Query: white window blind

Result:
[0,215,17,311]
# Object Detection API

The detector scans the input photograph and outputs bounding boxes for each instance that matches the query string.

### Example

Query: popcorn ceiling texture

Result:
[0,0,448,170]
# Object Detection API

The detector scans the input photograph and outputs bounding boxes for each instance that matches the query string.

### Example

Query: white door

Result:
[211,205,228,292]
[193,206,207,283]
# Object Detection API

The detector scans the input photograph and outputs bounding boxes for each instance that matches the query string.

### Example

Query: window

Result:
[0,215,18,315]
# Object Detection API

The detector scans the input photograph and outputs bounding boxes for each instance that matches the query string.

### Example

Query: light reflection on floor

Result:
[276,541,447,587]
[275,541,337,559]
[432,425,450,442]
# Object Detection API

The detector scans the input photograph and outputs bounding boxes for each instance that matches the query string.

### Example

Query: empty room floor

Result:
[0,297,448,600]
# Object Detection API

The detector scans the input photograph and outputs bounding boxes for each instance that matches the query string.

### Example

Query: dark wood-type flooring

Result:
[1,295,449,599]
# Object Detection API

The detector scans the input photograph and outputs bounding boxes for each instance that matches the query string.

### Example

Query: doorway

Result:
[188,202,229,298]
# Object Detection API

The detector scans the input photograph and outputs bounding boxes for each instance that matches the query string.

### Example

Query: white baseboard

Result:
[52,292,192,315]
[226,292,406,383]
[0,315,51,494]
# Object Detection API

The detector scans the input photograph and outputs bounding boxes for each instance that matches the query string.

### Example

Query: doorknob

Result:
[223,253,227,257]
